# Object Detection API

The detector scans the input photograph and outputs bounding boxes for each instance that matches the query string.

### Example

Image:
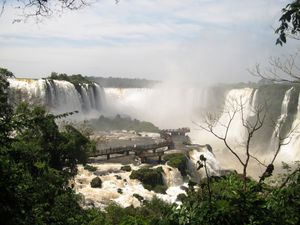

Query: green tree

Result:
[0,71,96,224]
[170,168,300,225]
[276,0,300,45]
[0,68,14,145]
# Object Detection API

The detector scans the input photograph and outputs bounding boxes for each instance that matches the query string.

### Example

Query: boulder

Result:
[120,165,132,172]
[115,175,122,180]
[133,193,144,202]
[90,177,102,188]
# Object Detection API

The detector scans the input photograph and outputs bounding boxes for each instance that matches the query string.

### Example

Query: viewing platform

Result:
[160,127,190,136]
[90,139,173,161]
[89,128,190,162]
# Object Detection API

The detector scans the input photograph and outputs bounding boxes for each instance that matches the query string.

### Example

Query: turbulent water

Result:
[74,147,219,209]
[187,147,222,183]
[279,90,300,159]
[8,78,105,117]
[272,87,295,139]
[74,163,187,209]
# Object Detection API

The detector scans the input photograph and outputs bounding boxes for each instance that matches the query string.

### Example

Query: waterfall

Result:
[212,88,254,143]
[161,165,184,187]
[279,91,300,159]
[48,80,82,113]
[9,79,299,159]
[187,147,222,183]
[248,89,258,117]
[271,87,294,143]
[8,78,105,117]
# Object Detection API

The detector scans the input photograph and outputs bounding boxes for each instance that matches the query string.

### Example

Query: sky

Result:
[0,0,298,84]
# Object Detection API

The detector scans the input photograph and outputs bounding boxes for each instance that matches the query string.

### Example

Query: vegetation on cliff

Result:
[130,167,167,193]
[89,114,160,132]
[47,72,93,86]
[163,153,188,176]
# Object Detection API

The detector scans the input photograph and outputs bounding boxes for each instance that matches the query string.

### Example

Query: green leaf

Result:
[34,161,46,169]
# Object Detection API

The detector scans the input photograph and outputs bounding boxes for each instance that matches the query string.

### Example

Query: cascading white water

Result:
[208,88,254,144]
[161,165,184,187]
[248,89,258,117]
[8,78,48,105]
[74,163,187,209]
[187,147,222,183]
[48,80,82,113]
[8,78,105,117]
[279,92,300,159]
[272,87,294,139]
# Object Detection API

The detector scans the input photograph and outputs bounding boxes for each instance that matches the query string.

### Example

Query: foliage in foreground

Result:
[0,104,96,225]
[0,71,95,225]
[170,170,300,225]
[84,169,300,225]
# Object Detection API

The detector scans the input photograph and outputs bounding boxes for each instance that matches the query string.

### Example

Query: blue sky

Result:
[0,0,298,83]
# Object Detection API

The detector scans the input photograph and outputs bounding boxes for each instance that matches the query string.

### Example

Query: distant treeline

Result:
[87,76,160,88]
[47,72,93,86]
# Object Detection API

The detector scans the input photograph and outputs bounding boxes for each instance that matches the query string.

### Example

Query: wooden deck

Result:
[160,127,190,136]
[90,140,172,160]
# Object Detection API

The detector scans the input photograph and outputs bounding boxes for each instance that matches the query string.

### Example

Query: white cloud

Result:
[0,0,297,83]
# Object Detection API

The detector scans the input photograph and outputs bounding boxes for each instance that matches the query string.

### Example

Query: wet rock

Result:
[93,171,109,176]
[85,198,95,207]
[115,175,122,180]
[206,144,213,153]
[90,177,102,188]
[188,180,197,187]
[133,193,144,202]
[120,165,132,172]
[176,193,187,202]
[180,186,189,192]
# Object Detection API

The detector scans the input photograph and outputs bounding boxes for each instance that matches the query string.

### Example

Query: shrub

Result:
[130,167,166,193]
[84,164,97,172]
[164,153,187,176]
[121,165,132,172]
